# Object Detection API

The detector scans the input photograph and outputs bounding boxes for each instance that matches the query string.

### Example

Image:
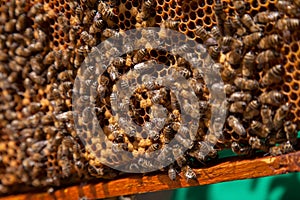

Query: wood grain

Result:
[2,151,300,200]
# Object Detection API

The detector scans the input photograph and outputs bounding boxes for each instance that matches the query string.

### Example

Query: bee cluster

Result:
[0,0,300,196]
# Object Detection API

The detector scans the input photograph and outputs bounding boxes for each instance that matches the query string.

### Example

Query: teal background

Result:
[172,173,300,200]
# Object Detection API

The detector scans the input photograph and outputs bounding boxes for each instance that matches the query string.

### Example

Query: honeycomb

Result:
[0,0,300,196]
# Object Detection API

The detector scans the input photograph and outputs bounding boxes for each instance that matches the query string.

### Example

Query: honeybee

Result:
[80,31,96,47]
[242,32,263,48]
[224,84,237,95]
[176,67,191,79]
[234,77,259,91]
[133,49,147,64]
[28,71,46,85]
[182,165,197,181]
[107,65,120,81]
[224,20,235,36]
[222,36,243,49]
[258,34,282,49]
[259,90,284,107]
[269,141,294,156]
[242,51,256,78]
[214,0,226,25]
[168,165,177,181]
[75,6,83,23]
[284,121,297,145]
[221,63,236,81]
[112,57,125,68]
[233,0,246,15]
[229,92,252,102]
[89,19,106,34]
[254,11,281,24]
[141,0,154,20]
[211,26,222,41]
[161,20,180,30]
[98,2,117,21]
[231,15,247,36]
[273,103,290,131]
[243,100,260,120]
[229,101,247,114]
[276,0,299,17]
[208,46,220,61]
[250,120,270,138]
[58,70,73,81]
[249,136,268,152]
[260,64,283,87]
[256,50,278,68]
[240,13,262,32]
[231,142,251,155]
[27,3,43,18]
[276,18,300,30]
[102,28,121,39]
[260,105,273,128]
[226,49,242,66]
[148,130,160,141]
[83,9,97,25]
[58,81,73,98]
[227,115,246,136]
[195,26,213,43]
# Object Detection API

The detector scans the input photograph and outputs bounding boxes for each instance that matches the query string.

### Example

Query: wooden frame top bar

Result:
[2,151,300,200]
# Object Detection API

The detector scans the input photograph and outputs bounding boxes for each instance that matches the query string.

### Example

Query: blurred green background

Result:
[172,173,300,200]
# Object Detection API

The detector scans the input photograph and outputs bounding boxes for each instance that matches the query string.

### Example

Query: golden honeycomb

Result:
[0,0,300,196]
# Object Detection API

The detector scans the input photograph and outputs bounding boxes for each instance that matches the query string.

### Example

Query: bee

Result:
[224,19,235,36]
[242,51,256,78]
[176,67,192,79]
[227,115,246,137]
[14,55,27,66]
[259,90,284,107]
[168,165,177,181]
[234,77,259,91]
[231,15,247,36]
[172,44,189,55]
[276,18,300,31]
[241,13,262,32]
[89,19,106,34]
[269,141,294,156]
[258,34,282,49]
[107,65,120,81]
[243,100,260,120]
[195,26,214,43]
[233,0,246,15]
[102,28,120,39]
[98,2,117,21]
[222,36,243,50]
[226,49,242,66]
[15,45,31,57]
[249,136,268,152]
[182,165,197,181]
[80,31,96,47]
[224,84,237,95]
[273,103,290,131]
[112,57,125,68]
[276,0,299,17]
[260,105,274,129]
[83,9,97,25]
[75,6,83,23]
[284,121,297,145]
[242,32,263,48]
[231,142,251,155]
[211,26,222,41]
[146,143,160,154]
[28,71,46,85]
[161,20,180,30]
[221,63,236,81]
[254,11,281,24]
[256,49,278,68]
[57,70,73,82]
[229,92,252,102]
[260,64,283,87]
[141,0,154,20]
[133,49,147,64]
[229,101,247,114]
[43,51,55,65]
[208,46,220,61]
[250,120,270,138]
[27,3,43,18]
[214,0,226,25]
[58,81,73,98]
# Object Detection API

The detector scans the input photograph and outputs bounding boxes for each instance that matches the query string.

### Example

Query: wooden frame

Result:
[2,151,300,200]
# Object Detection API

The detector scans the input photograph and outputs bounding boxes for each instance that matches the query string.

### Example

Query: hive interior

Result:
[0,0,300,195]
